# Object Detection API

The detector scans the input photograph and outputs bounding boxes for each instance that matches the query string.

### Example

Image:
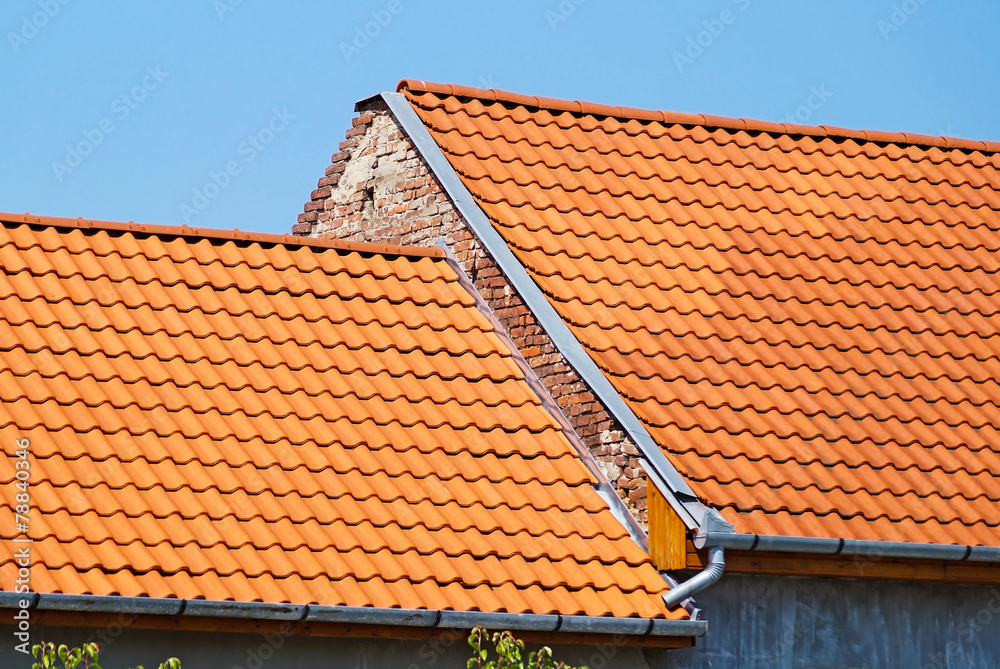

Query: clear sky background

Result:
[2,1,998,235]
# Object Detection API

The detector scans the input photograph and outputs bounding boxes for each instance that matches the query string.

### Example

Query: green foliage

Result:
[466,627,586,669]
[31,642,180,669]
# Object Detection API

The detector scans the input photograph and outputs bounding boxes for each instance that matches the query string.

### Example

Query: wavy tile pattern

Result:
[0,215,680,620]
[401,81,1000,546]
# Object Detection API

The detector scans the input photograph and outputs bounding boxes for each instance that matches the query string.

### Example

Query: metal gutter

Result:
[696,532,1000,562]
[439,243,650,552]
[0,593,707,638]
[380,90,718,533]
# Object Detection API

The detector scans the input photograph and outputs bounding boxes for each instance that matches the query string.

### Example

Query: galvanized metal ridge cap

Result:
[0,593,706,637]
[697,531,1000,562]
[381,90,704,531]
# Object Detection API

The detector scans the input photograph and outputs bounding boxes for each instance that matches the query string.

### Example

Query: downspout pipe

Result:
[662,546,725,609]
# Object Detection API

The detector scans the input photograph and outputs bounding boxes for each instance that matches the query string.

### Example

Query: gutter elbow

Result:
[662,546,725,609]
[702,546,726,582]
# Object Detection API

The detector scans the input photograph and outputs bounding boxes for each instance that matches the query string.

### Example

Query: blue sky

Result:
[2,1,998,235]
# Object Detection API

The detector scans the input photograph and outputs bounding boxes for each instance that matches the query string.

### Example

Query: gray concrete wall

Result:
[654,574,1000,669]
[0,621,654,669]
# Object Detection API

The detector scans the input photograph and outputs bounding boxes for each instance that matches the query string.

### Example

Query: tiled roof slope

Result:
[0,213,682,621]
[399,80,1000,547]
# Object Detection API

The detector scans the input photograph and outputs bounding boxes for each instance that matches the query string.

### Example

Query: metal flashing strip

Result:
[0,593,707,638]
[438,243,649,551]
[381,90,708,531]
[697,532,1000,563]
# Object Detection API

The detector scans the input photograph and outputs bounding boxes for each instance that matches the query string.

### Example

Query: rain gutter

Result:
[379,90,724,534]
[697,532,1000,562]
[0,593,707,639]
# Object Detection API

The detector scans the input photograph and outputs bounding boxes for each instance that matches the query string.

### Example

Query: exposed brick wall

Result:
[294,100,649,525]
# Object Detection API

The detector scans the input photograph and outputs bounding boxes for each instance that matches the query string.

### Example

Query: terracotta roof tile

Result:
[401,81,1000,546]
[0,213,682,622]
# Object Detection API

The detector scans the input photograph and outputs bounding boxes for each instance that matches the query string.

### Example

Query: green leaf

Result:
[467,628,584,669]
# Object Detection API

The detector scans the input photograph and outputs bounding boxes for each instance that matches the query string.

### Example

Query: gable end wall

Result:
[294,100,649,525]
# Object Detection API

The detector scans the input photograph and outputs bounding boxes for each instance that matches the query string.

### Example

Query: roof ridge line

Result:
[395,79,1000,155]
[1,212,446,260]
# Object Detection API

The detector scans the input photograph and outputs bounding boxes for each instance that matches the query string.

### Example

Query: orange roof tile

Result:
[0,212,685,623]
[399,80,1000,547]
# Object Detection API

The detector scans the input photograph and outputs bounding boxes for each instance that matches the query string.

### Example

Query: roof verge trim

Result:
[381,90,718,532]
